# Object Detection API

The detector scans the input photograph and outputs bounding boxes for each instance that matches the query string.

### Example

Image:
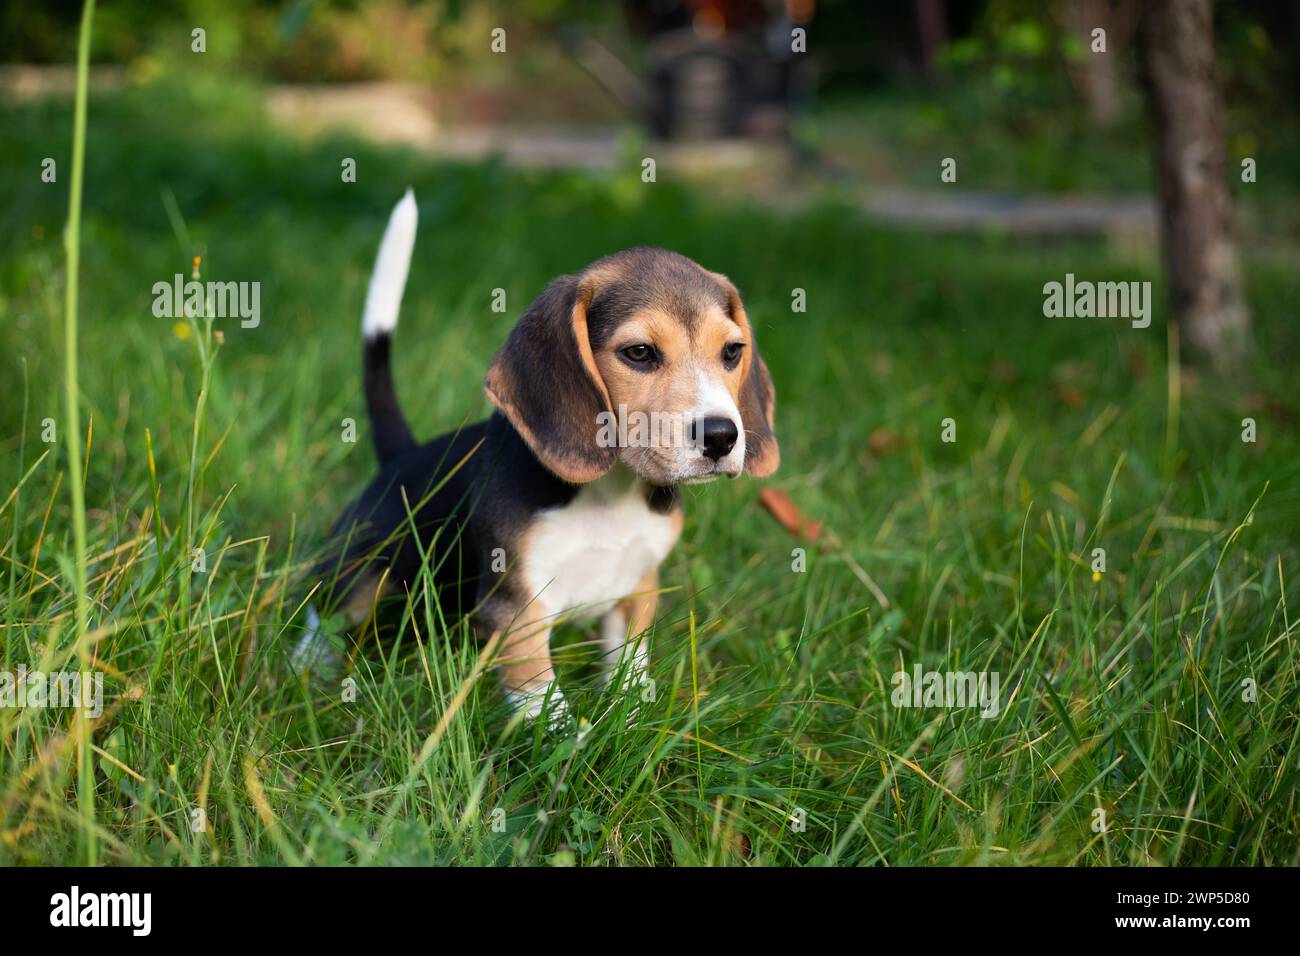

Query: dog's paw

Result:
[506,685,571,733]
[289,606,343,678]
[612,673,655,727]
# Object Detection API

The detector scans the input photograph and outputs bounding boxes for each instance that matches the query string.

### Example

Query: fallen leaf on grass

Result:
[759,487,822,541]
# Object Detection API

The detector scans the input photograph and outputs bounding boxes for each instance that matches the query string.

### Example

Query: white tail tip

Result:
[362,188,418,339]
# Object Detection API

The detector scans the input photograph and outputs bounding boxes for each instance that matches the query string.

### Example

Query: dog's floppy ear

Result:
[713,273,779,477]
[485,274,617,484]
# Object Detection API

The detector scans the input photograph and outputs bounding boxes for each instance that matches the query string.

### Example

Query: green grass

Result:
[1,71,1298,866]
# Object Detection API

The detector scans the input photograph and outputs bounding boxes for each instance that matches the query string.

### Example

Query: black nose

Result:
[691,416,738,461]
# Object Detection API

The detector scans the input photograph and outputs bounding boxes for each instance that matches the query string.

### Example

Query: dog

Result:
[293,190,778,724]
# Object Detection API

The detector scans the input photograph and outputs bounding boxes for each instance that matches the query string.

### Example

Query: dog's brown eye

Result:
[722,342,744,367]
[621,344,655,365]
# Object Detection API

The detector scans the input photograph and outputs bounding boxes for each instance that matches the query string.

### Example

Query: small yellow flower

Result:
[173,321,192,340]
[1091,570,1102,583]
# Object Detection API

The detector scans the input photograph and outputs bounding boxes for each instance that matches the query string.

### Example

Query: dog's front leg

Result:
[598,570,659,696]
[495,609,565,725]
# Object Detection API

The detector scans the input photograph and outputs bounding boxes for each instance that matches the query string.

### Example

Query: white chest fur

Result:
[521,467,679,620]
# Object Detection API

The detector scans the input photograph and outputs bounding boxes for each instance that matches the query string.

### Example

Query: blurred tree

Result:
[1057,0,1139,128]
[915,0,950,80]
[1143,0,1250,368]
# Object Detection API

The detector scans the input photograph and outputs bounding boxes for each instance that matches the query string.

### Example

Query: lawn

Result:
[1,74,1297,866]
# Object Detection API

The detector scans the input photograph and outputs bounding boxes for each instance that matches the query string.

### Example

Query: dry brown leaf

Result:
[758,487,822,542]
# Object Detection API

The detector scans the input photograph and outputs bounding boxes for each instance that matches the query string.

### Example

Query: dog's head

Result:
[486,248,778,486]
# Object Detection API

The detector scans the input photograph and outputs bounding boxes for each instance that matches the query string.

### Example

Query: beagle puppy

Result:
[293,190,778,723]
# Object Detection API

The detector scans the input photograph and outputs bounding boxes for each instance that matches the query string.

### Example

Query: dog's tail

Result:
[362,189,419,465]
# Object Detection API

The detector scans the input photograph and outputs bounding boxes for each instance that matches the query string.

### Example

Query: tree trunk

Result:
[1066,0,1121,126]
[1143,0,1250,368]
[1061,0,1141,127]
[915,0,948,81]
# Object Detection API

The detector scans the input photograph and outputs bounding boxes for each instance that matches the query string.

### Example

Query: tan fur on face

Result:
[489,247,776,486]
[709,270,779,477]
[593,303,746,485]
